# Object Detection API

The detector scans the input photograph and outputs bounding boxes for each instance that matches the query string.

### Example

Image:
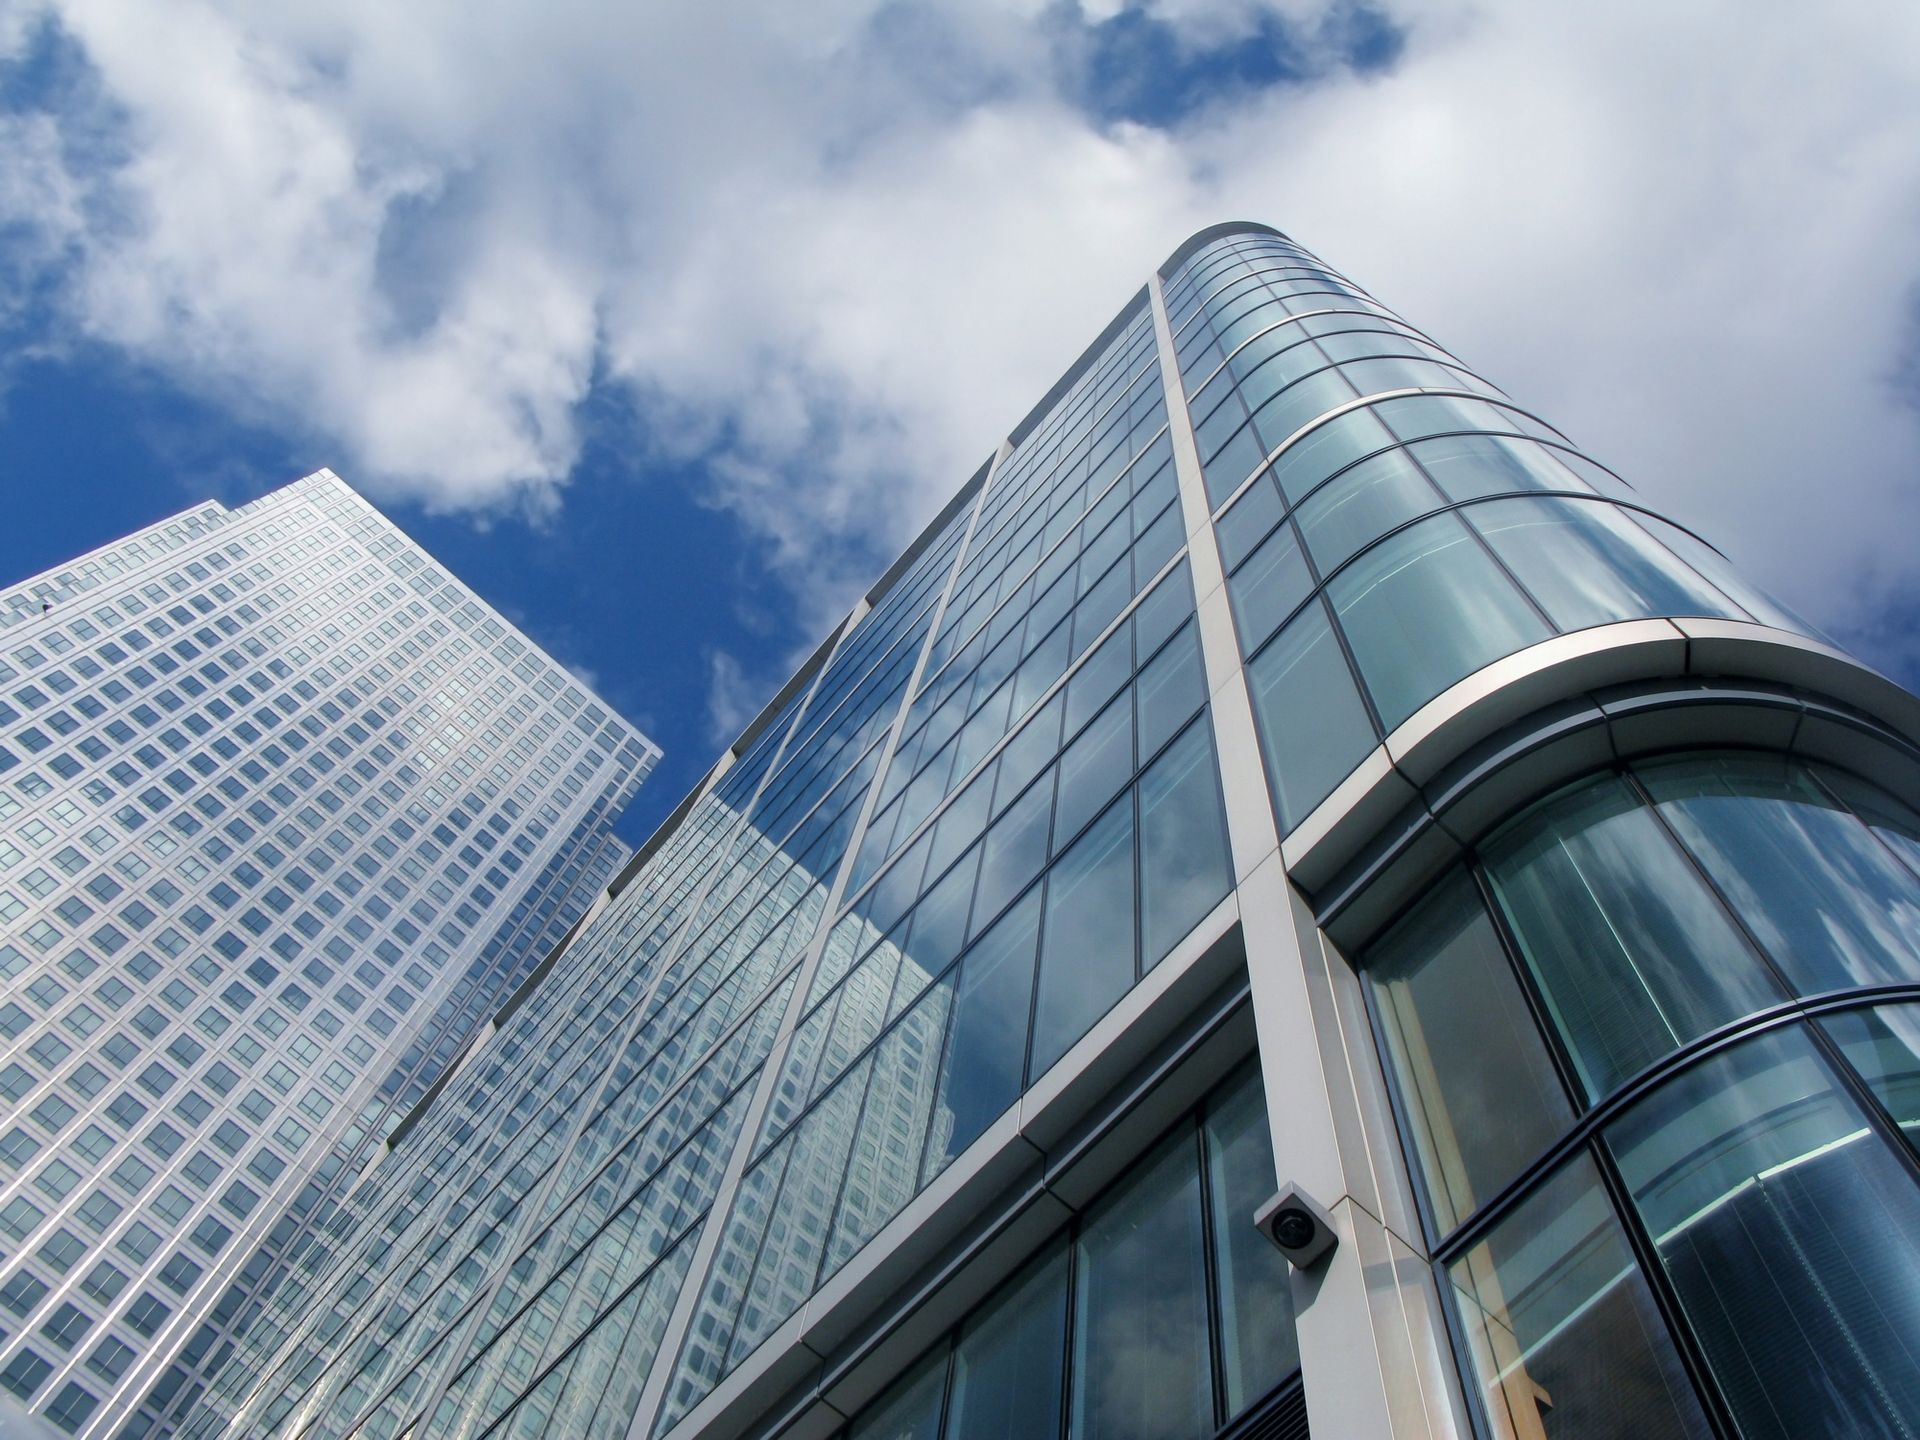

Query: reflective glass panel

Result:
[1227,524,1312,653]
[1032,796,1135,1077]
[1137,720,1230,970]
[1640,752,1920,994]
[1071,1131,1211,1440]
[1813,765,1920,878]
[1296,448,1442,573]
[1469,497,1742,632]
[1329,512,1550,730]
[923,891,1042,1183]
[848,1348,948,1440]
[1607,1028,1920,1440]
[1821,1001,1920,1138]
[946,1245,1069,1440]
[1268,396,1391,507]
[1246,599,1374,833]
[1483,771,1786,1100]
[1204,1068,1298,1413]
[1368,869,1574,1233]
[1446,1154,1713,1440]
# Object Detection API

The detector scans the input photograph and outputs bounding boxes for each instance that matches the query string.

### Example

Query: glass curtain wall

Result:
[1160,233,1814,838]
[1362,748,1920,1439]
[835,1062,1298,1440]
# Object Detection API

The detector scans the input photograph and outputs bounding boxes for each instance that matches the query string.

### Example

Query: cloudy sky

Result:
[3,0,1918,836]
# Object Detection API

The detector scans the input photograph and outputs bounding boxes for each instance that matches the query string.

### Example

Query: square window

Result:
[0,1270,51,1317]
[36,1228,88,1273]
[109,1154,154,1196]
[45,1377,98,1430]
[0,1347,52,1400]
[39,1300,92,1350]
[123,1290,170,1337]
[76,1191,121,1233]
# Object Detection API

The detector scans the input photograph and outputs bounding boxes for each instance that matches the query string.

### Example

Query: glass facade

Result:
[155,224,1920,1440]
[1368,753,1920,1439]
[0,471,657,1436]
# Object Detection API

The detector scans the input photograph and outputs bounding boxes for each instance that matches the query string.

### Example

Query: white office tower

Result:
[0,470,658,1436]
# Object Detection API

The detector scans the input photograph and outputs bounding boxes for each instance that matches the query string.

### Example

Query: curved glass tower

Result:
[175,225,1920,1440]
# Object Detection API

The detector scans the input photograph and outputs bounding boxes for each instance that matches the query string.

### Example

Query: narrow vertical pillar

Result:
[1146,273,1467,1440]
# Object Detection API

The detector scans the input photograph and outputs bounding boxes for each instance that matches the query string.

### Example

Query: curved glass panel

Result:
[1446,1155,1713,1440]
[1822,1001,1920,1137]
[1296,448,1443,574]
[1468,497,1745,632]
[1483,770,1786,1100]
[1606,1028,1920,1440]
[1641,752,1920,993]
[1410,432,1588,502]
[1812,766,1920,878]
[1637,515,1827,642]
[1368,869,1574,1233]
[1270,406,1394,508]
[1329,512,1550,730]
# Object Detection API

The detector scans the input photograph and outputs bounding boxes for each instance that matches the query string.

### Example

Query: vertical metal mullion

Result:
[1586,1139,1742,1440]
[1804,1009,1920,1191]
[929,1330,960,1440]
[1464,859,1593,1125]
[625,442,1004,1440]
[1192,1114,1229,1430]
[1057,1220,1080,1440]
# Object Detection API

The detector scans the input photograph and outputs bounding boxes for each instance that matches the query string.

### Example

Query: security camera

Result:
[1254,1183,1339,1270]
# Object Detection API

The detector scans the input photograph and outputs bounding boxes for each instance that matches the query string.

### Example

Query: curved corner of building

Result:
[1290,616,1920,949]
[1158,220,1288,279]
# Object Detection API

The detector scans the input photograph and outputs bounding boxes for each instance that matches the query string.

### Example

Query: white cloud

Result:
[5,0,1920,663]
[703,648,765,751]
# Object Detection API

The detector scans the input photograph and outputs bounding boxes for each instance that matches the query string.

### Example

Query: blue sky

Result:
[4,0,1920,843]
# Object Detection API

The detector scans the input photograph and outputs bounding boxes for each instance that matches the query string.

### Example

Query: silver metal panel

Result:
[814,1191,1075,1420]
[1280,745,1416,893]
[1017,890,1241,1152]
[799,1111,1042,1356]
[1386,620,1688,785]
[1288,884,1427,1247]
[1678,618,1920,743]
[1289,1197,1466,1440]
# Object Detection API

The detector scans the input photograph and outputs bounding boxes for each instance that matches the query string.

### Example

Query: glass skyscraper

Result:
[182,224,1920,1440]
[0,471,658,1437]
